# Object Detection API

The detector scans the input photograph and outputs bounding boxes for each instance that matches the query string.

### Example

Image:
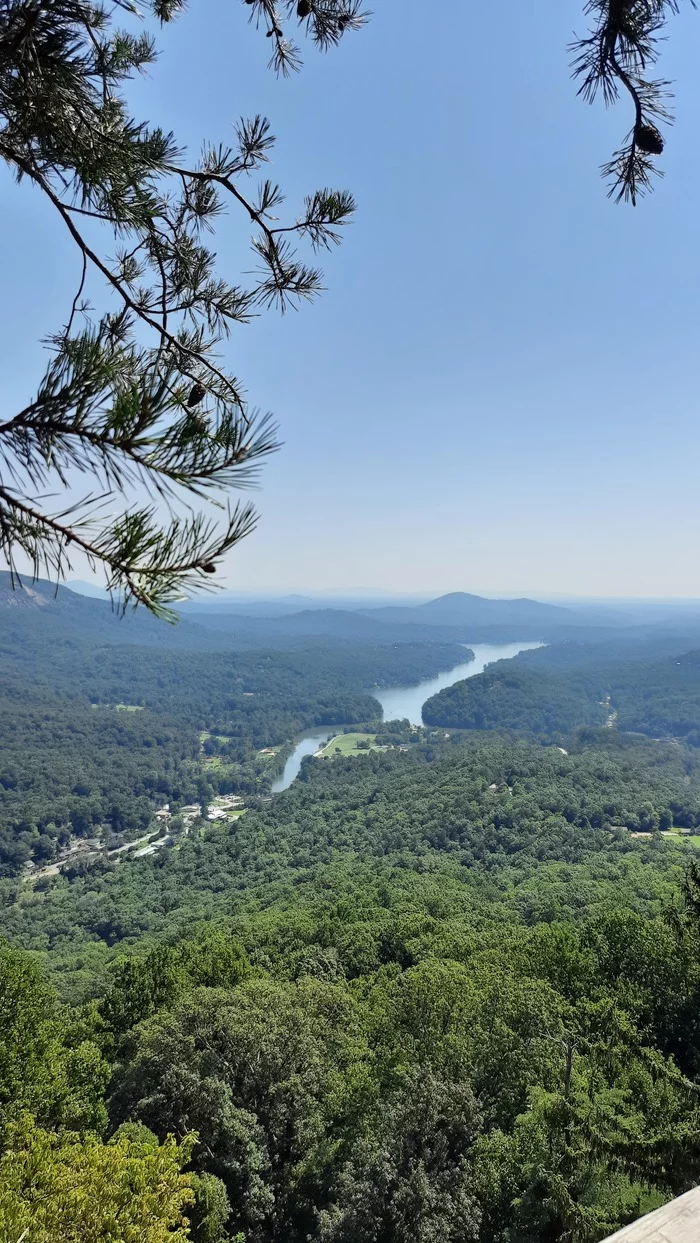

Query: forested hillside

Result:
[423,666,609,736]
[0,580,468,874]
[3,0,700,1225]
[4,727,700,1241]
[3,729,698,963]
[424,639,700,744]
[6,585,700,1240]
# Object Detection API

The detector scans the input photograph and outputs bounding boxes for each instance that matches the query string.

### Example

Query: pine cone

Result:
[187,383,206,407]
[203,563,217,574]
[297,0,311,16]
[635,124,664,156]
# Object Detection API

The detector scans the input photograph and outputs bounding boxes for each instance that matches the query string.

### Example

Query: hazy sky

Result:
[4,0,700,598]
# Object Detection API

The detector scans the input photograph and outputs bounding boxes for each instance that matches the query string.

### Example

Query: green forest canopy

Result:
[5,585,700,1239]
[5,726,700,1241]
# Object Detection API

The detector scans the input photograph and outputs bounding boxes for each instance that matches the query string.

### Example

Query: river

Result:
[271,641,542,793]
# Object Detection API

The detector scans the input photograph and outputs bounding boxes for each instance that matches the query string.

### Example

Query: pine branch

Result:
[0,483,259,617]
[0,0,360,611]
[571,0,688,203]
[242,0,368,77]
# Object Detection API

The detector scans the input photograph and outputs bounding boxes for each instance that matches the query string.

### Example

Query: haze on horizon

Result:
[65,573,700,609]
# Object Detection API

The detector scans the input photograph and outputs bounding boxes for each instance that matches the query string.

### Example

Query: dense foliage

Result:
[3,729,698,965]
[0,582,467,874]
[4,728,700,1240]
[0,1117,195,1243]
[423,667,608,737]
[424,640,700,745]
[6,588,700,1239]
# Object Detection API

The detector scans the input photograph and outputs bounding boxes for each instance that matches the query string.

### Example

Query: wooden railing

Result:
[601,1187,700,1241]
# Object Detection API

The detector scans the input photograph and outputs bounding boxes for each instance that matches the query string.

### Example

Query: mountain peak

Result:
[409,592,572,625]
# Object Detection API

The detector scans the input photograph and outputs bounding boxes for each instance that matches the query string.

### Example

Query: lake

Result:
[270,729,342,793]
[374,641,542,725]
[271,641,542,793]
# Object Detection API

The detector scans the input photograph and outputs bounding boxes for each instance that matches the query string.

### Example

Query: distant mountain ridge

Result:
[0,573,220,650]
[186,589,586,642]
[180,592,430,617]
[2,575,522,650]
[361,591,574,629]
[7,576,693,651]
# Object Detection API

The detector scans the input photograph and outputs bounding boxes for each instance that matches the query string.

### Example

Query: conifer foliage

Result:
[572,0,688,203]
[0,0,364,613]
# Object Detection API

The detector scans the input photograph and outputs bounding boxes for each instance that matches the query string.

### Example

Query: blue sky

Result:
[3,0,700,598]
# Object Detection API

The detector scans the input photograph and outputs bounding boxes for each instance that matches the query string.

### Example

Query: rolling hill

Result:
[361,591,575,628]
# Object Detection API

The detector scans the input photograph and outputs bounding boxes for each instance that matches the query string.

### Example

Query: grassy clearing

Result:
[200,732,232,767]
[91,703,144,711]
[318,732,377,758]
[662,828,700,848]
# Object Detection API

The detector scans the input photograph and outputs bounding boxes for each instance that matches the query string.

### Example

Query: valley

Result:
[4,0,700,1234]
[5,578,700,1243]
[273,641,543,791]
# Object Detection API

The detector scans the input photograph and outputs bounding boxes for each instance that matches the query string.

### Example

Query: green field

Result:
[318,732,377,758]
[91,703,144,711]
[662,828,700,848]
[200,731,230,766]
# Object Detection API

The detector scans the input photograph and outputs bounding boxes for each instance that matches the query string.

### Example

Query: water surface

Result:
[272,641,543,792]
[374,642,542,726]
[270,728,340,793]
